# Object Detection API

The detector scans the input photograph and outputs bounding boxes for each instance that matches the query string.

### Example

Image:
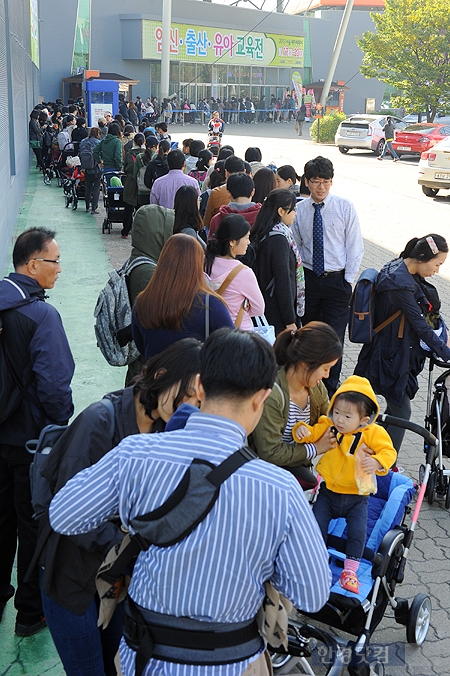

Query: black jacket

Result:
[0,273,74,445]
[252,230,298,334]
[34,387,141,614]
[355,258,450,405]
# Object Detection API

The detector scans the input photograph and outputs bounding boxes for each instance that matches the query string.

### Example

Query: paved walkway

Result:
[1,126,450,675]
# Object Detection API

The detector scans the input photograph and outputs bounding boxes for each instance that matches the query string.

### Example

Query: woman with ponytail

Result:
[276,164,309,199]
[250,321,342,488]
[250,188,304,335]
[143,139,171,192]
[188,148,213,190]
[205,214,264,329]
[355,234,450,452]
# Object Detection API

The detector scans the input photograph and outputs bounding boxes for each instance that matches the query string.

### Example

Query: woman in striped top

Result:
[250,321,342,488]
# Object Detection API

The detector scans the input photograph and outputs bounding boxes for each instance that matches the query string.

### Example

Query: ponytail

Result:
[400,234,448,262]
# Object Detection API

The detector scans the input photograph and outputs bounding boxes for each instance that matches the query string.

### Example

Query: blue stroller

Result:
[271,416,436,676]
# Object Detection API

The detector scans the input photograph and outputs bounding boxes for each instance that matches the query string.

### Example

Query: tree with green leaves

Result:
[357,0,450,121]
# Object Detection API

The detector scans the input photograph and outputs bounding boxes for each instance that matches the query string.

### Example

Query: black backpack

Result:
[26,399,115,519]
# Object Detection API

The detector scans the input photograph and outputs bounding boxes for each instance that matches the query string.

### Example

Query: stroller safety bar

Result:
[377,414,437,447]
[429,356,450,370]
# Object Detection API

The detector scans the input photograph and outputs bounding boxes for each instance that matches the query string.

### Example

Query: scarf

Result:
[272,222,305,317]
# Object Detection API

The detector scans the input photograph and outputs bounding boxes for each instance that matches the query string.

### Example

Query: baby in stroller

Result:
[293,375,396,594]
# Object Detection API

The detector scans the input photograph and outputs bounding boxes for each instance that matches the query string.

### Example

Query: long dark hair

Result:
[195,149,213,172]
[157,139,171,160]
[173,186,203,234]
[253,167,277,204]
[251,189,296,248]
[204,214,250,275]
[133,338,201,417]
[274,321,342,375]
[277,165,301,184]
[135,234,223,330]
[400,234,448,261]
[209,160,226,188]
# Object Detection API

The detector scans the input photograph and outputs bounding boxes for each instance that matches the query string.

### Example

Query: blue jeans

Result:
[381,140,399,159]
[40,576,123,676]
[313,484,368,561]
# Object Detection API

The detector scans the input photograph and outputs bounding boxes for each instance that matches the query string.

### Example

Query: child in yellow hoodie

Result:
[292,375,396,594]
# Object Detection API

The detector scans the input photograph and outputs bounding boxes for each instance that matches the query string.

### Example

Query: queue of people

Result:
[8,100,450,675]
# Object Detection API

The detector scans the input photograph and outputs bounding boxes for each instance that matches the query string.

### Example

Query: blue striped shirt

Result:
[49,412,331,676]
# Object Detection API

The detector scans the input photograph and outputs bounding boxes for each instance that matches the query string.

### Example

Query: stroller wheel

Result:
[406,593,431,644]
[445,481,450,509]
[368,660,385,676]
[43,174,51,186]
[427,471,436,505]
[102,218,109,234]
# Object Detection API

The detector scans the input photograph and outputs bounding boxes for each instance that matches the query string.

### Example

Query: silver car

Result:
[418,135,450,197]
[335,114,406,156]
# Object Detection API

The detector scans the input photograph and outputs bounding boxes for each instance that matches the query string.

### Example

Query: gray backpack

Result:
[94,256,156,367]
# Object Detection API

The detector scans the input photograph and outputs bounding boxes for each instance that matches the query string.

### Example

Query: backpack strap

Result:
[216,265,247,328]
[102,398,116,440]
[374,310,404,338]
[98,445,256,585]
[216,264,245,295]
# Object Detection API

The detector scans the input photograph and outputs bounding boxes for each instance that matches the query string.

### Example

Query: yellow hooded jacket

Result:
[292,375,396,495]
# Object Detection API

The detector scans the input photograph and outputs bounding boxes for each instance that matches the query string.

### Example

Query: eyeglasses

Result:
[308,179,332,186]
[32,258,61,265]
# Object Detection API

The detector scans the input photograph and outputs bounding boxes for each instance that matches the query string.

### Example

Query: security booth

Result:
[85,79,119,126]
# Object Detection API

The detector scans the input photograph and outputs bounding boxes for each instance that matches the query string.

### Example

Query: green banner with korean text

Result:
[142,20,304,67]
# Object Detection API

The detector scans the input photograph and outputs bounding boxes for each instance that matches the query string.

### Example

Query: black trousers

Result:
[303,268,352,395]
[84,173,101,211]
[0,444,42,623]
[122,202,135,236]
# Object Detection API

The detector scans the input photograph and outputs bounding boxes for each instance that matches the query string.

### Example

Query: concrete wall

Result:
[0,0,40,274]
[309,9,385,114]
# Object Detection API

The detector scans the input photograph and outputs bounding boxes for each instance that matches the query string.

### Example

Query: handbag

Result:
[253,315,276,345]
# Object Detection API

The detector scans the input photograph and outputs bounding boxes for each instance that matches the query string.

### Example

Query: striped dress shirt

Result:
[291,193,364,284]
[49,412,331,676]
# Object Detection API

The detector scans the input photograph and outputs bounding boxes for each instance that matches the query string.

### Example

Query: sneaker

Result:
[393,158,399,162]
[339,570,360,594]
[377,157,383,161]
[121,235,129,239]
[91,209,99,214]
[15,617,47,637]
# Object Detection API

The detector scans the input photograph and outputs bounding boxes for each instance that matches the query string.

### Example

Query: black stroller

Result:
[62,164,85,210]
[101,172,126,234]
[421,356,450,506]
[271,416,436,676]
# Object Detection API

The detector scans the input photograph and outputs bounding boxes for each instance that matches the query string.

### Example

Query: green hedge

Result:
[310,112,346,143]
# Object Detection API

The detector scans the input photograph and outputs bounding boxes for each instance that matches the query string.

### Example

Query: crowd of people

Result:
[7,97,450,675]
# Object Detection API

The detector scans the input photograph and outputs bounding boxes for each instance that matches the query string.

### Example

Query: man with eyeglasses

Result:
[292,156,364,395]
[0,228,74,637]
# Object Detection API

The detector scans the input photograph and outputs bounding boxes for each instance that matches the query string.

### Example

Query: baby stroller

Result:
[207,131,222,150]
[56,144,79,188]
[101,171,126,234]
[421,356,450,507]
[271,415,436,676]
[63,164,85,210]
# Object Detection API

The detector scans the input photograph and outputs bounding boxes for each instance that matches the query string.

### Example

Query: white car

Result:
[335,114,406,156]
[418,136,450,197]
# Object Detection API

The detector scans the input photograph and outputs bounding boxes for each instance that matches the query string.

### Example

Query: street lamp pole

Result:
[160,0,172,102]
[319,0,354,111]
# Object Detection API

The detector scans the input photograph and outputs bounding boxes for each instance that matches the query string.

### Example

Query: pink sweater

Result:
[208,258,265,331]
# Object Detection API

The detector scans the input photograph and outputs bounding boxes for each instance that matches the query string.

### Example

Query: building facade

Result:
[1,0,40,273]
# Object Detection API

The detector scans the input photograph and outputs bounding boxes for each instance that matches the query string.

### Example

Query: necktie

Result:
[312,202,324,276]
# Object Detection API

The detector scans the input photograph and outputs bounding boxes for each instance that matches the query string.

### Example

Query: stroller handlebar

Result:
[377,414,437,447]
[430,356,450,370]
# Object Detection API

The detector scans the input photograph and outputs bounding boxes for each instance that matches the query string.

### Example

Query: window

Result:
[180,62,196,82]
[197,64,212,83]
[227,65,238,84]
[240,66,251,84]
[266,68,278,85]
[278,68,290,86]
[151,61,161,83]
[251,67,264,85]
[170,62,179,83]
[215,65,228,84]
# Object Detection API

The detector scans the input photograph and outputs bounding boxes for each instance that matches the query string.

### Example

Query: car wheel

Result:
[339,146,349,154]
[375,139,385,156]
[422,186,439,197]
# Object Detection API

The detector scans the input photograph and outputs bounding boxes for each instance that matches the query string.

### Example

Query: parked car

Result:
[402,113,427,124]
[418,135,450,197]
[393,123,450,157]
[334,114,406,156]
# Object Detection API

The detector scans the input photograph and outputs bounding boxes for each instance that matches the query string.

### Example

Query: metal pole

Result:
[319,0,354,110]
[160,0,172,102]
